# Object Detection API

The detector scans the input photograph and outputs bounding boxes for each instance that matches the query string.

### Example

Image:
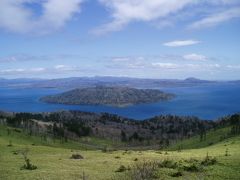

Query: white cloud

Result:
[0,54,45,63]
[150,62,222,72]
[93,0,193,35]
[0,65,80,75]
[1,68,25,73]
[1,0,239,35]
[163,40,200,47]
[151,62,178,69]
[0,54,87,63]
[106,55,225,75]
[227,65,240,69]
[189,7,240,29]
[55,64,68,69]
[30,67,45,72]
[54,64,76,71]
[111,57,131,62]
[107,56,148,69]
[107,55,219,72]
[183,53,207,61]
[2,58,238,79]
[202,0,239,6]
[93,0,240,34]
[0,67,45,75]
[0,0,83,34]
[40,0,83,33]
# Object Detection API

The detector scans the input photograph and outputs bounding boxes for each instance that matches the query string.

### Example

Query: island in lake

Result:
[40,86,174,107]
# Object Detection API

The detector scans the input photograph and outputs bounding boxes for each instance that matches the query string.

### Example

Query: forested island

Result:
[40,86,174,107]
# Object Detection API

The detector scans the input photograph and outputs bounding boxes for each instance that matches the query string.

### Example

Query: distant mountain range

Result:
[0,78,45,88]
[0,76,239,89]
[40,86,174,107]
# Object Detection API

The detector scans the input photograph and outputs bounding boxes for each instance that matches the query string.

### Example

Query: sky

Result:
[0,0,240,80]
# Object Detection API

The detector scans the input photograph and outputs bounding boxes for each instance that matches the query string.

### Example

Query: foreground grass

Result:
[0,125,240,180]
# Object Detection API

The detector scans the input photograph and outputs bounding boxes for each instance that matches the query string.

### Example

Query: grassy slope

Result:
[168,127,231,150]
[0,125,240,180]
[0,125,121,150]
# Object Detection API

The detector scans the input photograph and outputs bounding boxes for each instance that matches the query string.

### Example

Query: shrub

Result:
[13,128,22,133]
[115,165,129,172]
[122,150,132,155]
[102,146,113,153]
[171,171,183,177]
[128,161,158,180]
[208,142,214,146]
[184,158,199,164]
[7,140,13,147]
[183,163,202,172]
[201,156,217,166]
[158,159,177,169]
[19,148,37,170]
[12,151,18,155]
[21,159,37,170]
[225,148,230,156]
[113,161,159,180]
[70,154,84,159]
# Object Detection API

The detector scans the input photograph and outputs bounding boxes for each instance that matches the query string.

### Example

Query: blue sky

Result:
[0,0,240,80]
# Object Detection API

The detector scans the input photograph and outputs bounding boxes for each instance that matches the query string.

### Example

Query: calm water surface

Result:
[0,83,239,120]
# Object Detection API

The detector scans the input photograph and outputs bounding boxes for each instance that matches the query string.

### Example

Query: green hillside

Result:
[0,125,240,180]
[168,127,232,150]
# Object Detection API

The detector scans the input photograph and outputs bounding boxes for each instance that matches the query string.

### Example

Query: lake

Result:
[0,83,240,120]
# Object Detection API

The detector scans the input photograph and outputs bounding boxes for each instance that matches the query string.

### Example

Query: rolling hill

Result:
[1,111,239,179]
[0,124,239,180]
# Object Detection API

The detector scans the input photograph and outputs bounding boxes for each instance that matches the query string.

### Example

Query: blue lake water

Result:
[0,83,240,120]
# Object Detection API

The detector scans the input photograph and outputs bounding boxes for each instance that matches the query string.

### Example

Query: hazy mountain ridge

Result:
[40,86,174,107]
[0,76,236,89]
